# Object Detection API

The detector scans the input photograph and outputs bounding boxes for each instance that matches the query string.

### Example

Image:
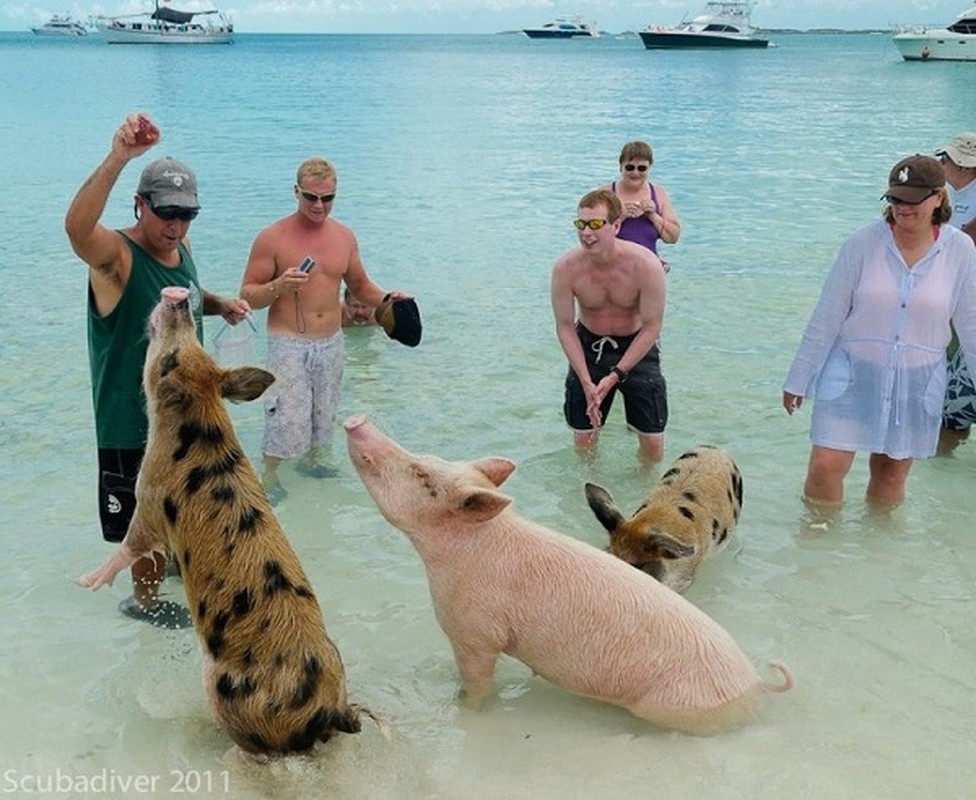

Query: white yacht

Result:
[31,14,89,36]
[94,0,233,44]
[892,5,976,61]
[522,15,600,39]
[639,1,769,49]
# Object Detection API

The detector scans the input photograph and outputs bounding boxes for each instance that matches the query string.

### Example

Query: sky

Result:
[8,0,972,34]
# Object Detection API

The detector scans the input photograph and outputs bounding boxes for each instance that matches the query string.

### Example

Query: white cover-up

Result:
[784,220,976,459]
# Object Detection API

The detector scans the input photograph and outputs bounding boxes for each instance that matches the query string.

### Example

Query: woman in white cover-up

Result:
[783,155,976,508]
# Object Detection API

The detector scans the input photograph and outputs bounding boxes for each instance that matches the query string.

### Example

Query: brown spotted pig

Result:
[77,287,361,755]
[345,416,791,736]
[585,446,743,594]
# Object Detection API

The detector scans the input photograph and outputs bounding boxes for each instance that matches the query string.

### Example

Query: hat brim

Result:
[884,185,938,203]
[940,144,976,169]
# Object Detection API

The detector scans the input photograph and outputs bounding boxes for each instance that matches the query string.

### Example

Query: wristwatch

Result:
[611,366,628,384]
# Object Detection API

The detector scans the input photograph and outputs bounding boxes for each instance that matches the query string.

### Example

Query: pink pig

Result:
[345,415,792,735]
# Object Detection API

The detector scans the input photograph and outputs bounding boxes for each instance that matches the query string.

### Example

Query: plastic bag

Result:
[210,320,258,367]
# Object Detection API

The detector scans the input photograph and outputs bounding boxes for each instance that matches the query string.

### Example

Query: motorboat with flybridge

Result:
[522,14,600,39]
[892,5,976,61]
[31,14,89,36]
[638,2,769,49]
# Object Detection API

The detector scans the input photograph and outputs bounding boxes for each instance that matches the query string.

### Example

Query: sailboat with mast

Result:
[95,0,234,44]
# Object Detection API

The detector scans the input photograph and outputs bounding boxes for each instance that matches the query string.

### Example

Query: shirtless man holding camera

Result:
[240,157,407,503]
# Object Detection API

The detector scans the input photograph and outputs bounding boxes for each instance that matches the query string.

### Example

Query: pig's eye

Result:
[411,466,437,497]
[159,349,180,378]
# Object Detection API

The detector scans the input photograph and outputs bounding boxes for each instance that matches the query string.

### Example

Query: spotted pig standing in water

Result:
[77,287,361,755]
[345,416,791,736]
[585,446,743,593]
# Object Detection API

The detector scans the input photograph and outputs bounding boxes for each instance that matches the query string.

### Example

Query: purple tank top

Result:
[613,181,660,254]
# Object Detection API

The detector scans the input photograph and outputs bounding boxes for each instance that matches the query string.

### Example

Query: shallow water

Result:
[1,30,975,799]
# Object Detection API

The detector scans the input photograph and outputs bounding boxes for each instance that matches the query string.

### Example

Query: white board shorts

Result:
[262,331,345,459]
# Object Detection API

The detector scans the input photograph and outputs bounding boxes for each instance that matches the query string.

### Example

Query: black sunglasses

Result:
[298,189,336,204]
[150,204,199,222]
[885,191,937,207]
[624,164,648,173]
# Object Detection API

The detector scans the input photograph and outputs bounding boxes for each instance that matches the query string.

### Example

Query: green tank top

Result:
[88,235,204,449]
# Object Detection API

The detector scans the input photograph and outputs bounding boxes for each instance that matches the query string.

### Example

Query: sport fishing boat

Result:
[31,14,89,36]
[638,1,769,49]
[94,0,233,44]
[522,14,600,39]
[892,5,976,61]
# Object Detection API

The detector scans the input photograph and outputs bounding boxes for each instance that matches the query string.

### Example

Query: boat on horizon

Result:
[94,0,233,44]
[892,5,976,61]
[31,14,89,36]
[638,1,769,49]
[522,14,600,39]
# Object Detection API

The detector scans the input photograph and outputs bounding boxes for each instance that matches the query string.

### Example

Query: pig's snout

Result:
[149,287,192,335]
[344,414,368,433]
[344,415,389,472]
[161,286,190,307]
[344,415,404,463]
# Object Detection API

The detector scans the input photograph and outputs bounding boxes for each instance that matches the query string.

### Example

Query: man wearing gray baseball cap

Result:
[65,112,251,629]
[136,157,200,210]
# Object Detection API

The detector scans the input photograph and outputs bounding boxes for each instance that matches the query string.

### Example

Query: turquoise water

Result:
[2,30,975,798]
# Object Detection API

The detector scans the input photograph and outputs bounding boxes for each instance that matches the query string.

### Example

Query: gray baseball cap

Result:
[137,158,199,208]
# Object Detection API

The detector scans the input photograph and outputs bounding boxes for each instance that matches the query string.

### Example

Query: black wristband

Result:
[611,366,628,384]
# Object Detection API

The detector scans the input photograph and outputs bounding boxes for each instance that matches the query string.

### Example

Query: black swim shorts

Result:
[563,323,668,434]
[97,448,144,543]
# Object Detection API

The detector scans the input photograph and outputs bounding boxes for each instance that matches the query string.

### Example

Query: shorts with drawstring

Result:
[263,331,345,459]
[563,322,667,435]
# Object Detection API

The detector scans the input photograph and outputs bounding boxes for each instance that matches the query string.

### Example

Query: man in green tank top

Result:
[65,112,252,629]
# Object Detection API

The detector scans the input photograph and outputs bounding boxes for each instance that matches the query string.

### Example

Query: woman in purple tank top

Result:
[605,140,681,268]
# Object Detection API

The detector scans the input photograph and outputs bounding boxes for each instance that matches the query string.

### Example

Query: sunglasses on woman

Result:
[624,164,648,173]
[884,192,937,206]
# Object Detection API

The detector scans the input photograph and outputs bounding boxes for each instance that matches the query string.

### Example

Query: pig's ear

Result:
[220,367,276,403]
[460,488,512,523]
[644,533,695,560]
[584,483,626,532]
[471,457,516,487]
